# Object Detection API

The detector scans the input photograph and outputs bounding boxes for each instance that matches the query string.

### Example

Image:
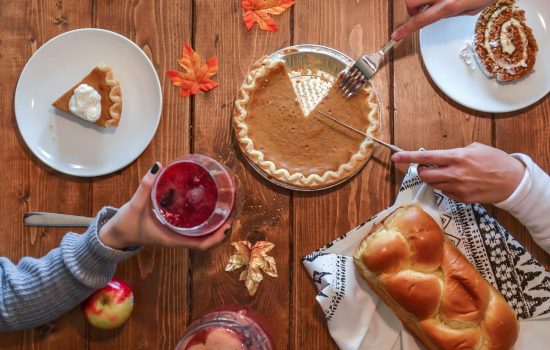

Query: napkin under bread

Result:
[302,165,550,350]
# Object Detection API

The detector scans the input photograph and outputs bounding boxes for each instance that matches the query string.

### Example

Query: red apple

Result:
[82,278,134,329]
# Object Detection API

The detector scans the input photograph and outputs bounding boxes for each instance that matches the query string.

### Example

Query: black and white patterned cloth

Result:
[439,197,550,319]
[303,165,550,350]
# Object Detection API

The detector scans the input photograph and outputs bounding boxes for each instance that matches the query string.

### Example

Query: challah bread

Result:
[353,205,519,350]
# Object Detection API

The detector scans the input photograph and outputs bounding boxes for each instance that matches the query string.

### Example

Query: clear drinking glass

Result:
[151,154,242,237]
[175,307,273,350]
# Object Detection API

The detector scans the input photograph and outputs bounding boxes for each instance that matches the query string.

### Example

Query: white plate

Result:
[15,28,162,177]
[419,0,549,113]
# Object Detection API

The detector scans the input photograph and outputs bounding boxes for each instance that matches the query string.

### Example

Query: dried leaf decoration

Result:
[242,0,295,32]
[167,44,219,97]
[225,240,278,296]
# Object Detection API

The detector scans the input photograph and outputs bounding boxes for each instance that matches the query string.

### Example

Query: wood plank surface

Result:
[0,0,548,349]
[0,1,35,348]
[191,1,292,349]
[292,1,392,349]
[392,0,492,181]
[0,1,92,350]
[88,1,192,349]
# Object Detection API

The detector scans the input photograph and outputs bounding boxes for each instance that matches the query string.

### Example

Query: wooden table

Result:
[1,1,548,349]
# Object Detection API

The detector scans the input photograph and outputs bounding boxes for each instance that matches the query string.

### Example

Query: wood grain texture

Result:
[495,100,550,270]
[88,1,192,349]
[0,1,34,349]
[392,0,492,186]
[190,1,292,349]
[292,1,392,349]
[1,0,548,349]
[0,1,92,349]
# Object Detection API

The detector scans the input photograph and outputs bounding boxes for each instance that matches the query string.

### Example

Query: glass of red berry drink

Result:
[151,154,241,237]
[174,307,273,350]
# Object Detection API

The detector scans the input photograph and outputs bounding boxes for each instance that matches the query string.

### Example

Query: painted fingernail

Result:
[150,163,160,174]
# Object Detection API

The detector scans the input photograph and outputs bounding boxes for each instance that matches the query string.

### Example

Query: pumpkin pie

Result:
[233,58,379,189]
[52,65,122,127]
[473,0,538,82]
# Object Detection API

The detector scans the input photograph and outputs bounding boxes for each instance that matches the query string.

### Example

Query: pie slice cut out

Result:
[233,58,379,189]
[52,65,122,128]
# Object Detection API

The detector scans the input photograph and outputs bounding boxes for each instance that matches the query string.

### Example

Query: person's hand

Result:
[98,163,231,251]
[391,0,497,40]
[391,143,525,203]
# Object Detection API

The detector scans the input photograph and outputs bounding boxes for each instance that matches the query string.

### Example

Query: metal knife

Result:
[24,212,94,227]
[315,110,405,153]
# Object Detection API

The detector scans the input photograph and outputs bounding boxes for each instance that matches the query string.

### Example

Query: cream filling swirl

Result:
[484,6,529,72]
[500,19,518,54]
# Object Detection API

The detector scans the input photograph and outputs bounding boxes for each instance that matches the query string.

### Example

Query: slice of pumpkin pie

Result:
[52,65,122,127]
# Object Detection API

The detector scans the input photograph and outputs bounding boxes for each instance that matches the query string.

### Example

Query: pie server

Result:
[315,110,405,153]
[24,212,94,227]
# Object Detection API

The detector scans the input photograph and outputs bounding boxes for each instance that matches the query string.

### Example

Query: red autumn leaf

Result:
[242,0,295,32]
[167,44,219,97]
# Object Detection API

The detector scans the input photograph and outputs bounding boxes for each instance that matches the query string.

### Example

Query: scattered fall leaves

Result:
[225,240,278,296]
[242,0,295,32]
[167,44,219,97]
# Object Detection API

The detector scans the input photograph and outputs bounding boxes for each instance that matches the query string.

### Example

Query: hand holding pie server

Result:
[391,142,525,204]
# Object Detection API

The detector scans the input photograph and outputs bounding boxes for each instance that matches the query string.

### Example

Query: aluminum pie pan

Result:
[233,44,383,192]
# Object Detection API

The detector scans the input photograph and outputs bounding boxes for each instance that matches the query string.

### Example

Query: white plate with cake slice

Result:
[15,28,162,177]
[419,0,549,113]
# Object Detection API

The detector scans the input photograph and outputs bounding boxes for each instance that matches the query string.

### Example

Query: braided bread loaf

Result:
[353,205,519,350]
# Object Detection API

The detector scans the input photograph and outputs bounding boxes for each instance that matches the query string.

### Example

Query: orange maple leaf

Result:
[167,44,219,97]
[242,0,295,32]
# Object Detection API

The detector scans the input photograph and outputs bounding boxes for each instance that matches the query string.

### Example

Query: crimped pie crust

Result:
[98,65,122,127]
[233,58,379,188]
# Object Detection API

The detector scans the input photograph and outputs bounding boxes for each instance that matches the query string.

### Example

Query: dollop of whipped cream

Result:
[69,84,101,122]
[459,40,476,70]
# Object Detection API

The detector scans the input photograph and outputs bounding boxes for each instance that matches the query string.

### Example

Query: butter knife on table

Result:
[24,212,94,227]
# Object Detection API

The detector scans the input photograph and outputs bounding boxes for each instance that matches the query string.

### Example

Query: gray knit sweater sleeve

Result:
[0,207,138,331]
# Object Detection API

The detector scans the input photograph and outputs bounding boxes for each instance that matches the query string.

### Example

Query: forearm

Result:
[495,154,550,254]
[0,207,137,331]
